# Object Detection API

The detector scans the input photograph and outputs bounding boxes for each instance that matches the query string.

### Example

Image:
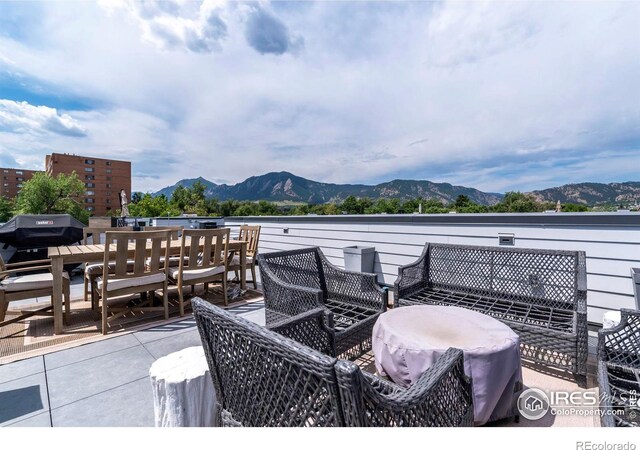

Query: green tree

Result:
[128,194,179,217]
[491,192,541,213]
[15,172,89,223]
[0,196,13,222]
[562,203,589,212]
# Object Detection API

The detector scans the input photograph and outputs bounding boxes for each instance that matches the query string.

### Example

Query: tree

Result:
[15,172,89,223]
[0,196,13,222]
[128,193,179,217]
[491,192,541,213]
[131,192,143,204]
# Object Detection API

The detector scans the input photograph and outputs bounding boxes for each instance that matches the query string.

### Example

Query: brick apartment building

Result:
[0,167,39,199]
[45,153,131,216]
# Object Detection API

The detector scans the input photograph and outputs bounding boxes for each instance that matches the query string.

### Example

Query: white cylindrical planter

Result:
[149,346,217,427]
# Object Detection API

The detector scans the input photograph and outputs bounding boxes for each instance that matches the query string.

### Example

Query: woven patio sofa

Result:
[395,243,588,379]
[598,309,640,427]
[192,297,474,427]
[257,247,388,360]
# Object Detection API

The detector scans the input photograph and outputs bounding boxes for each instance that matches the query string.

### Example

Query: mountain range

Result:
[154,172,503,205]
[153,172,640,207]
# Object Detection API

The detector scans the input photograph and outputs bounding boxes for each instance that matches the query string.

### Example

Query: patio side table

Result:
[149,346,217,427]
[373,305,522,426]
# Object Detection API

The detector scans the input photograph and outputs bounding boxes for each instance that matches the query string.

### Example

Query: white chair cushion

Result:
[168,265,225,282]
[1,272,69,292]
[96,272,166,292]
[85,261,135,277]
[229,255,253,266]
[145,256,189,268]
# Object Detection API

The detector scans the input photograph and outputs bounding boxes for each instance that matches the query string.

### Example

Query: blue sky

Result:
[0,0,639,193]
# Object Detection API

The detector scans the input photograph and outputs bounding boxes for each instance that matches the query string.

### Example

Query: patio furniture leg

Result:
[223,276,228,306]
[163,282,169,320]
[84,274,89,302]
[251,265,257,289]
[0,296,7,322]
[179,282,185,317]
[63,275,71,325]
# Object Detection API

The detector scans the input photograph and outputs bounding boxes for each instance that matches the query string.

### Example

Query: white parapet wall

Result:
[226,212,640,325]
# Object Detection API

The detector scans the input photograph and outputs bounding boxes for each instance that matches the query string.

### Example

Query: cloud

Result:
[0,100,87,137]
[102,0,228,53]
[244,6,303,55]
[0,1,638,194]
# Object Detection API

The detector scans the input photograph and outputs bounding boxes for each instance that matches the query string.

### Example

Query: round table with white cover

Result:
[373,305,522,425]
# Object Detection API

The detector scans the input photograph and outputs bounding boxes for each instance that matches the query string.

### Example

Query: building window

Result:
[106,191,112,196]
[85,175,95,180]
[3,183,8,187]
[106,161,112,166]
[85,182,95,188]
[106,184,112,188]
[86,206,95,211]
[105,169,112,174]
[85,198,95,204]
[85,159,95,165]
[106,199,111,204]
[106,176,112,181]
[16,170,23,175]
[84,167,95,172]
[106,207,112,211]
[3,170,8,173]
[16,177,23,182]
[16,184,22,188]
[85,190,95,196]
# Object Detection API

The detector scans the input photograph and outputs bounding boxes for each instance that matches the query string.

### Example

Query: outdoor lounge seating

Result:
[168,228,231,314]
[395,243,588,380]
[227,225,260,289]
[598,308,640,427]
[0,256,70,328]
[192,297,474,427]
[94,230,171,335]
[257,247,388,360]
[82,226,133,304]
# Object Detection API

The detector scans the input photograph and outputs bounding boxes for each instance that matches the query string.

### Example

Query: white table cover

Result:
[149,346,217,427]
[373,305,522,425]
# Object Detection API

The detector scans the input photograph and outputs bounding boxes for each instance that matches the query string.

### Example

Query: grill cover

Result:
[0,214,84,249]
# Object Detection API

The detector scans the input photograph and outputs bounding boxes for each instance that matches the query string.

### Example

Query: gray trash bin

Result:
[343,246,375,273]
[632,268,640,310]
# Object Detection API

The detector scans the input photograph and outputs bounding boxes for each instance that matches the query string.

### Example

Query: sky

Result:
[0,0,639,194]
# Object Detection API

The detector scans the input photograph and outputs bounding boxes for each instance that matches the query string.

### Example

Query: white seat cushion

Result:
[168,265,225,282]
[1,272,69,292]
[229,255,253,266]
[96,272,166,292]
[146,256,189,268]
[85,261,135,277]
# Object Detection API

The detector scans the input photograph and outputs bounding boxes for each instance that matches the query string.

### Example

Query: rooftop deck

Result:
[0,275,602,427]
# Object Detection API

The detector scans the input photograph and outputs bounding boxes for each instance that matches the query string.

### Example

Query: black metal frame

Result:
[395,242,588,378]
[192,297,474,427]
[598,309,640,427]
[257,247,388,360]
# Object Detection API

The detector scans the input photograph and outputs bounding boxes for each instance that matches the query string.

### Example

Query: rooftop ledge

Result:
[226,212,640,227]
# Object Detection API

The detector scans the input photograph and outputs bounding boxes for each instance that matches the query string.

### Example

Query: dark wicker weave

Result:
[192,297,474,427]
[598,309,640,427]
[395,243,588,378]
[257,247,388,360]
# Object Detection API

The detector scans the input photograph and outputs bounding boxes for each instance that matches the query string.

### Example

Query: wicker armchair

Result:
[192,297,474,427]
[598,309,640,426]
[257,247,388,360]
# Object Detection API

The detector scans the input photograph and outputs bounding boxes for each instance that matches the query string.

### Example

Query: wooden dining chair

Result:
[82,226,133,304]
[142,226,186,268]
[168,228,231,315]
[0,255,70,329]
[227,225,260,289]
[94,230,171,335]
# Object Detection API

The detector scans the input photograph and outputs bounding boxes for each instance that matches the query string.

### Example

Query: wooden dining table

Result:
[48,238,248,334]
